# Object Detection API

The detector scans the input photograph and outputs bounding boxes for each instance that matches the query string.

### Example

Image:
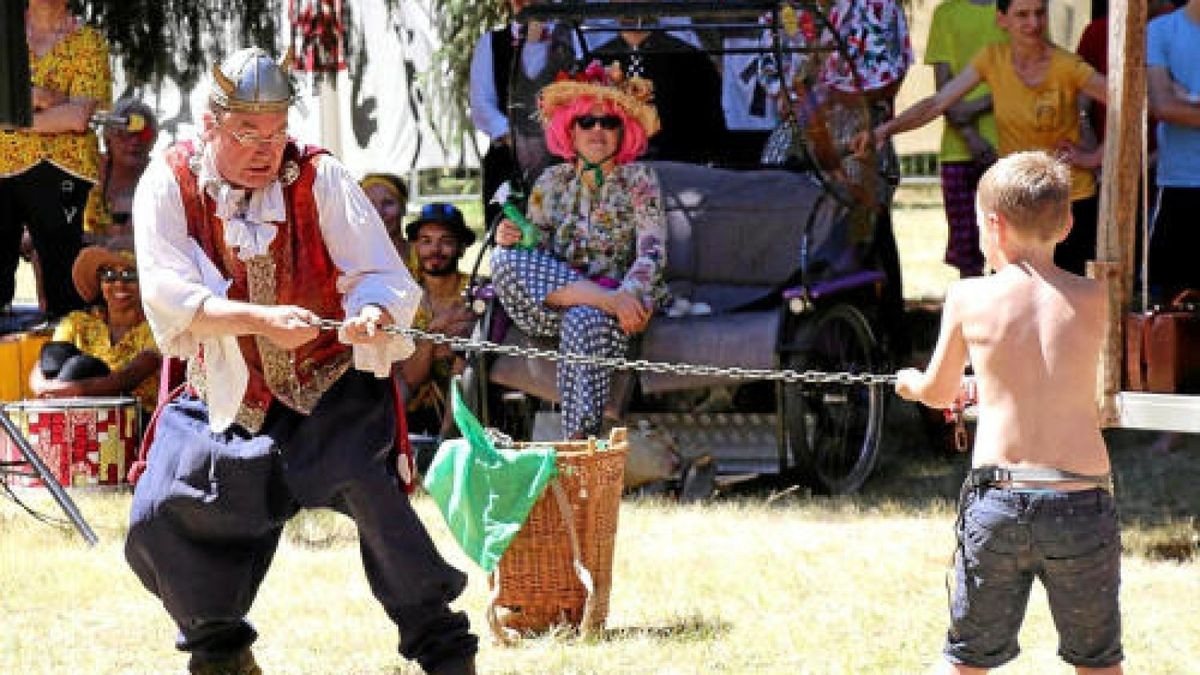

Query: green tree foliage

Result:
[72,0,284,87]
[424,0,507,139]
[72,0,505,142]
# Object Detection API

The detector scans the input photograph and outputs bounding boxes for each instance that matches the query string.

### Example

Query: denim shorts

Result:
[944,487,1123,669]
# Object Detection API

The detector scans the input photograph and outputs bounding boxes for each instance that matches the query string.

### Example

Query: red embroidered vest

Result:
[166,141,351,431]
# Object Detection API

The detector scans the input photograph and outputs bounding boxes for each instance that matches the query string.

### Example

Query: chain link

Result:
[320,319,897,386]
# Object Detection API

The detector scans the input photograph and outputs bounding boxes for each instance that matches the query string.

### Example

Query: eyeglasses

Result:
[220,122,289,147]
[110,212,132,226]
[420,203,462,221]
[574,114,622,131]
[99,268,138,283]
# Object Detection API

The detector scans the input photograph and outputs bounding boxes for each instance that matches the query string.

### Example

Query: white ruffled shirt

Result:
[132,142,421,432]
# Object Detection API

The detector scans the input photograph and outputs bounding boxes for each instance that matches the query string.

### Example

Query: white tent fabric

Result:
[110,0,484,179]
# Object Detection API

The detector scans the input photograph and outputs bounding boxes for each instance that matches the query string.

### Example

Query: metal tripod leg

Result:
[0,409,98,546]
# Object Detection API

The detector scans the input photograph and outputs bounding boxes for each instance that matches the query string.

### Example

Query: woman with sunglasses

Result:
[491,60,667,439]
[29,245,160,413]
[84,99,159,241]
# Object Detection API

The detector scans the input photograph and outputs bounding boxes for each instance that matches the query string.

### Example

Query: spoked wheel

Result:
[782,303,886,494]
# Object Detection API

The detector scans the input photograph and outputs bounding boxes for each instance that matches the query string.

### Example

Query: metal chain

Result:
[319,319,897,386]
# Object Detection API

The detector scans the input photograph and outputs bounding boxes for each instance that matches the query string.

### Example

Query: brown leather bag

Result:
[1125,290,1200,393]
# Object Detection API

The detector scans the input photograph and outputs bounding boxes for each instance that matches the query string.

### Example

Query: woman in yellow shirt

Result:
[29,245,160,413]
[1,0,111,317]
[856,0,1108,275]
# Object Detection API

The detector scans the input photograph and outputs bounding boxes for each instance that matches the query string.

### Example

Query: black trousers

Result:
[0,160,90,316]
[869,209,911,361]
[125,370,477,672]
[39,340,110,380]
[481,142,516,232]
[1054,195,1099,277]
[1148,186,1200,302]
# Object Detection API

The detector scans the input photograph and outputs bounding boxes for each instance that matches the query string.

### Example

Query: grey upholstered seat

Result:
[487,161,845,416]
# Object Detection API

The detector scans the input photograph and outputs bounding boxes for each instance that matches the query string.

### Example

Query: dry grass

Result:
[5,181,1192,673]
[1,487,1197,674]
[891,184,961,302]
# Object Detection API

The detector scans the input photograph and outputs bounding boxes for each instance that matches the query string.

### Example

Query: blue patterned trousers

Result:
[491,247,627,437]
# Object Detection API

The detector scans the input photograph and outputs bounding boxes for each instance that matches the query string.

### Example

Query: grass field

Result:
[2,430,1197,674]
[5,183,1196,674]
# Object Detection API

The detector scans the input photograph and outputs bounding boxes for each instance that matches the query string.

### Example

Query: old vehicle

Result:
[461,0,895,494]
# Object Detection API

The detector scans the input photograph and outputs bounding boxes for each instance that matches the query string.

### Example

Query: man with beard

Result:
[398,203,477,443]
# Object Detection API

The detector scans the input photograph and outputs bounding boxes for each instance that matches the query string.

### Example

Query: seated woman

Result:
[85,98,158,242]
[30,245,160,413]
[491,61,668,439]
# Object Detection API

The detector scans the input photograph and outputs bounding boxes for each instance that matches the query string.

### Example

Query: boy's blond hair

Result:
[976,151,1072,241]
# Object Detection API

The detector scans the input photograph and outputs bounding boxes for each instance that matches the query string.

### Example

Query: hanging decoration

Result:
[289,0,347,76]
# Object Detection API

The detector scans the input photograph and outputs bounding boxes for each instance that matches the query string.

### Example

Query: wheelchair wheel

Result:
[782,303,886,494]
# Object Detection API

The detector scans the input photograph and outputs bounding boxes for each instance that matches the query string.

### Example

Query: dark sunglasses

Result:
[110,212,132,226]
[574,114,622,131]
[99,268,138,283]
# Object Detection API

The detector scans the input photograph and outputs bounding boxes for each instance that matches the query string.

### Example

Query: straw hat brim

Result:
[72,246,136,304]
[539,81,661,139]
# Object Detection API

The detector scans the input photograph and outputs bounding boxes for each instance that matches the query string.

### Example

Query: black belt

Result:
[967,465,1113,492]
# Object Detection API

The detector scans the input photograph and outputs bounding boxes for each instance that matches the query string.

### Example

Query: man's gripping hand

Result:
[342,304,395,346]
[257,305,322,350]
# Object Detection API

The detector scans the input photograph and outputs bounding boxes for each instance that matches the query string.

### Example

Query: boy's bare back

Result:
[952,262,1110,476]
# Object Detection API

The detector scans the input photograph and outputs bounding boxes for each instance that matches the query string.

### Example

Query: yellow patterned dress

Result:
[52,308,160,412]
[0,24,111,182]
[0,24,112,232]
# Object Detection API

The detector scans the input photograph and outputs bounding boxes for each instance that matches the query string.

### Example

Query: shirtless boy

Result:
[896,151,1122,674]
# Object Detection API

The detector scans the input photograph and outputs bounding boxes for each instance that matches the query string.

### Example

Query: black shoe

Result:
[428,656,477,675]
[188,648,262,675]
[679,454,717,504]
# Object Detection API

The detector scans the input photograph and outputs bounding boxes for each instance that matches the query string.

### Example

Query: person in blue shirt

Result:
[1146,0,1200,300]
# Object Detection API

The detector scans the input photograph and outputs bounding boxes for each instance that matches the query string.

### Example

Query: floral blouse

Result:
[0,24,111,181]
[820,0,912,93]
[53,308,160,411]
[527,162,668,307]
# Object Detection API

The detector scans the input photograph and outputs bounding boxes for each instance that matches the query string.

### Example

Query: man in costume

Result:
[469,0,576,227]
[124,48,478,675]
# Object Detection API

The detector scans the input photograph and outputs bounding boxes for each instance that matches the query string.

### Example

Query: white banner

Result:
[111,0,484,179]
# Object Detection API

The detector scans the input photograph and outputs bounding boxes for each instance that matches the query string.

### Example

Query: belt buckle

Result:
[972,466,1009,488]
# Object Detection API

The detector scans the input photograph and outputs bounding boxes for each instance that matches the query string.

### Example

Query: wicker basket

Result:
[487,427,627,642]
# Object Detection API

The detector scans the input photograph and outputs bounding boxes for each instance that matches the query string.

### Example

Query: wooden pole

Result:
[319,76,344,158]
[0,0,32,128]
[1092,0,1146,426]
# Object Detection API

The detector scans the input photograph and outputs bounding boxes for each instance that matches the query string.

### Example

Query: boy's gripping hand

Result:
[894,368,924,402]
[953,375,978,411]
[896,371,977,410]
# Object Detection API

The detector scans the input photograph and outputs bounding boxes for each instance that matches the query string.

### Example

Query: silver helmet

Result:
[209,47,294,114]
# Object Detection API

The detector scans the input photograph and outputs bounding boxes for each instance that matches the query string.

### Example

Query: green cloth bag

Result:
[422,378,558,572]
